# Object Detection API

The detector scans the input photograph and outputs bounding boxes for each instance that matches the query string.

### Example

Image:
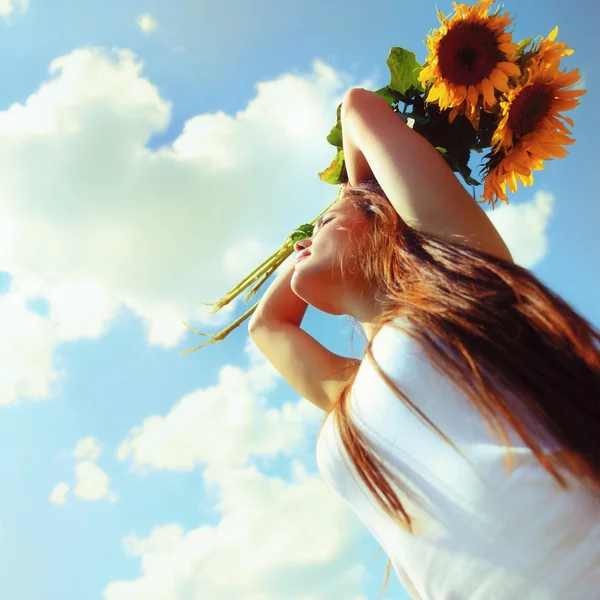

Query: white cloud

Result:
[50,482,69,505]
[137,14,157,34]
[111,334,377,595]
[104,462,369,600]
[117,336,323,472]
[223,238,272,281]
[0,46,349,369]
[485,191,555,269]
[0,290,62,405]
[51,438,116,503]
[74,460,117,502]
[0,0,29,21]
[73,436,101,461]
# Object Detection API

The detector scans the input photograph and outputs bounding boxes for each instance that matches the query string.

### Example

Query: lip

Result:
[296,251,311,264]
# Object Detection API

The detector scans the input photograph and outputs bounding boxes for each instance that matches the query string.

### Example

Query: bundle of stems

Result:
[180,187,344,355]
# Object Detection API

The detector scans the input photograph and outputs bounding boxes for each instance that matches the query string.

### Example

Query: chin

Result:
[292,280,342,315]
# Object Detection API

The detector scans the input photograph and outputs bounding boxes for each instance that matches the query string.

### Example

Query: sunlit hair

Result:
[316,180,600,598]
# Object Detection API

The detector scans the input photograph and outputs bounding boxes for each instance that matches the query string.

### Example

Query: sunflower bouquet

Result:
[182,0,585,354]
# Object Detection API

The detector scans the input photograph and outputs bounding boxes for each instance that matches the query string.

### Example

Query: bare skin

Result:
[249,87,513,412]
[291,196,385,343]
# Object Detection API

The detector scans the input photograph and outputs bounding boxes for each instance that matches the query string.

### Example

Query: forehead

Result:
[331,196,364,220]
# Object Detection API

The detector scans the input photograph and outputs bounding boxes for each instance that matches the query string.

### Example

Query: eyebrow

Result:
[315,210,339,231]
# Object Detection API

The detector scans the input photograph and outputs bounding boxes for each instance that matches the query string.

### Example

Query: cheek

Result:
[334,228,360,255]
[312,226,359,266]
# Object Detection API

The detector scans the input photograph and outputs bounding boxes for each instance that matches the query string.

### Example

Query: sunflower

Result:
[529,25,575,70]
[491,29,584,151]
[418,0,520,129]
[482,32,585,206]
[482,146,545,207]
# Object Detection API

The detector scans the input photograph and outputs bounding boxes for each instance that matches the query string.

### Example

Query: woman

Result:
[248,88,600,599]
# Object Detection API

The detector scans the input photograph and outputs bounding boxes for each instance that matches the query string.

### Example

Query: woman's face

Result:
[290,196,372,315]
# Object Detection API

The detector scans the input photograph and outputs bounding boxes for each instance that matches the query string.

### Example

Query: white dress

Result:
[316,319,600,599]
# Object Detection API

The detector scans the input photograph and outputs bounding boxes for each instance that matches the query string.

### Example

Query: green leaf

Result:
[516,37,533,53]
[436,5,445,22]
[435,146,480,186]
[387,47,424,96]
[374,85,405,106]
[326,102,344,148]
[318,149,347,185]
[289,223,314,243]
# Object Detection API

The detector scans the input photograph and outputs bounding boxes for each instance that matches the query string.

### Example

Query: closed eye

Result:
[314,213,337,236]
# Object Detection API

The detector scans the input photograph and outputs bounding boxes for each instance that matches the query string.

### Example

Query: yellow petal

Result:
[543,144,569,158]
[529,143,553,160]
[481,77,496,107]
[553,98,580,110]
[427,85,443,103]
[559,69,582,87]
[561,115,574,128]
[557,89,586,98]
[467,85,479,106]
[499,42,518,54]
[419,65,435,80]
[509,160,531,177]
[439,89,451,109]
[455,85,467,103]
[489,69,509,92]
[496,61,521,77]
[547,25,559,42]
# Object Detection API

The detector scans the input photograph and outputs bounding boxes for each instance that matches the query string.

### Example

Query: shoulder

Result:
[363,318,461,400]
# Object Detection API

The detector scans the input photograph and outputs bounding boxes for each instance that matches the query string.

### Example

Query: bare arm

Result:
[341,88,513,262]
[248,261,360,412]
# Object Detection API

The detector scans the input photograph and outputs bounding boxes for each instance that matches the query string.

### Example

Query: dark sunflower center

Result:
[437,22,503,85]
[507,85,554,138]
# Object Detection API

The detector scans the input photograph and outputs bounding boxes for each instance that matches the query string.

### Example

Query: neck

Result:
[342,289,387,344]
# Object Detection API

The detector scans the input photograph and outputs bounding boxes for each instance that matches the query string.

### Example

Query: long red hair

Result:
[316,180,600,598]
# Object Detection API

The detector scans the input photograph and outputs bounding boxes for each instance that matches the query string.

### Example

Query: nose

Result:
[294,238,312,254]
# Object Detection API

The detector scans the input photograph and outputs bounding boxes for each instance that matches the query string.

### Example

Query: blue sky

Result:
[0,1,597,599]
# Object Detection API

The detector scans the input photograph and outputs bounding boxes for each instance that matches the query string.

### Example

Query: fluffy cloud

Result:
[0,46,350,360]
[50,438,116,504]
[73,461,117,502]
[110,332,376,598]
[0,290,62,405]
[49,482,69,505]
[104,462,368,600]
[73,436,102,461]
[0,0,28,20]
[0,45,362,405]
[485,191,555,269]
[117,336,322,472]
[136,14,157,34]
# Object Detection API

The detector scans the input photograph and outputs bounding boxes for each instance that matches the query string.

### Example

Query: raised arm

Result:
[248,261,360,412]
[341,88,513,262]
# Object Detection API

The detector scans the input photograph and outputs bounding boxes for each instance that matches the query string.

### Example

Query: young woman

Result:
[248,88,600,599]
